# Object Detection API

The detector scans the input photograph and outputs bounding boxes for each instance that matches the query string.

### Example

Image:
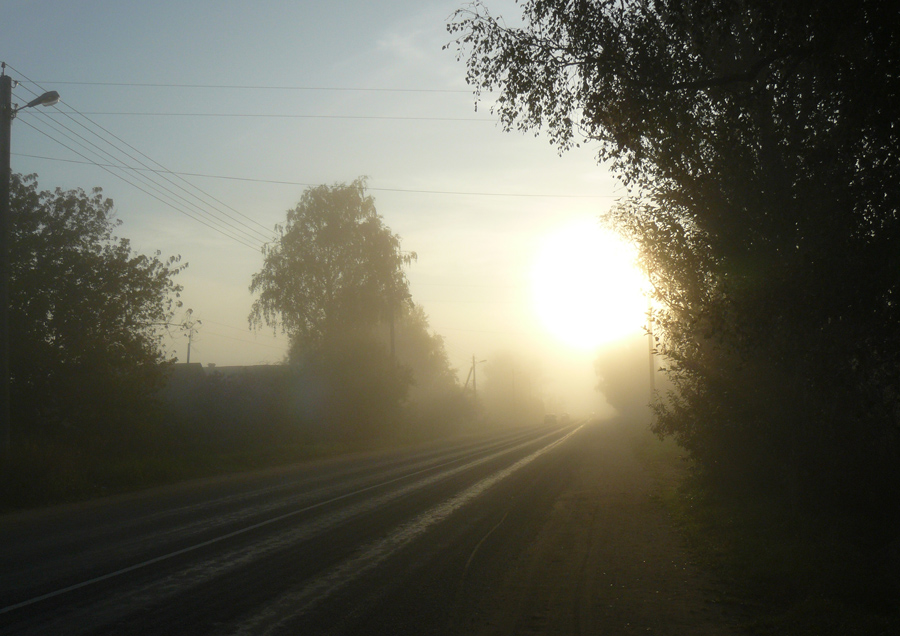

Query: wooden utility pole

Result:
[182,309,201,364]
[0,71,12,462]
[647,264,656,403]
[463,355,486,404]
[648,309,655,401]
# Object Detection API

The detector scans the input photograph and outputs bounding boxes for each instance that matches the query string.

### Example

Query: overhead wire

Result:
[40,111,492,122]
[14,117,261,251]
[12,65,618,201]
[7,64,619,293]
[31,80,471,93]
[7,69,612,369]
[15,98,271,246]
[12,153,619,199]
[199,330,286,351]
[7,64,273,250]
[46,104,275,236]
[16,100,270,248]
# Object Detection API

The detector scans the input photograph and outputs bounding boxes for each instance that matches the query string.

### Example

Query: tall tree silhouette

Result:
[9,173,185,439]
[250,179,416,440]
[450,0,900,515]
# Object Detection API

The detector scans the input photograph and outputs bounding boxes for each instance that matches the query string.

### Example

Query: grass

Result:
[0,434,349,513]
[626,421,900,635]
[0,413,477,513]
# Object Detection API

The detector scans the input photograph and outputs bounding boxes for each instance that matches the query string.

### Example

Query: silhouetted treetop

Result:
[249,178,415,355]
[451,1,900,521]
[10,173,186,436]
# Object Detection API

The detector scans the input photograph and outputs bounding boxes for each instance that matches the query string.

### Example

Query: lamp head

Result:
[24,91,60,109]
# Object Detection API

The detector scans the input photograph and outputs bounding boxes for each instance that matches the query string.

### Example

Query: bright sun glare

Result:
[532,219,647,350]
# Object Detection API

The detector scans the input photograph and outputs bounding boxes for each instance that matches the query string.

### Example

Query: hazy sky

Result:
[4,0,651,416]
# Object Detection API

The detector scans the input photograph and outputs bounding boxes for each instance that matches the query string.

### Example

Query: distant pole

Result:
[469,355,486,404]
[1,72,13,462]
[647,266,656,402]
[648,311,655,399]
[389,302,395,364]
[511,366,517,421]
[182,309,200,364]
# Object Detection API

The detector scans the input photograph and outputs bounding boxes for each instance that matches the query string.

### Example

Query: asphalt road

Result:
[0,423,592,636]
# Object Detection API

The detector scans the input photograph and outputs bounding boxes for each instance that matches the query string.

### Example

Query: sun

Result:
[532,218,647,350]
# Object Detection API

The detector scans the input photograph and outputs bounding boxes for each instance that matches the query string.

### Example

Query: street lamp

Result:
[1,64,60,461]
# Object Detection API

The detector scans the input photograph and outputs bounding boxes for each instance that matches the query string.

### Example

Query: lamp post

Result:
[1,64,60,461]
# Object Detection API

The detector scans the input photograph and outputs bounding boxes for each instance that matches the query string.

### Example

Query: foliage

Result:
[594,336,654,424]
[390,303,457,391]
[299,333,413,442]
[9,173,185,441]
[449,1,900,522]
[249,179,423,441]
[249,178,415,355]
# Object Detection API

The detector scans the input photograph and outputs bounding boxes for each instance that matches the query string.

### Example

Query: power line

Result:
[15,89,273,240]
[431,325,535,336]
[17,115,264,249]
[417,298,520,304]
[31,81,471,93]
[18,103,271,245]
[199,330,286,351]
[16,118,262,251]
[7,64,274,249]
[12,152,620,199]
[39,111,492,122]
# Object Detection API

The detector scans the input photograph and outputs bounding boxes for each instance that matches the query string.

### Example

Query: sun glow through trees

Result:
[532,219,647,350]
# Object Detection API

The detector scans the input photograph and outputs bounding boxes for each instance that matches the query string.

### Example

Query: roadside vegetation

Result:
[0,175,475,512]
[627,420,900,634]
[451,1,899,631]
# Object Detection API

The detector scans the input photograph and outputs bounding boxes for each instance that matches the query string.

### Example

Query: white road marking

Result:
[229,424,584,636]
[1,426,569,617]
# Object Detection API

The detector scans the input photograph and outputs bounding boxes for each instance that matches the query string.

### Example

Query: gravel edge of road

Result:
[459,419,747,636]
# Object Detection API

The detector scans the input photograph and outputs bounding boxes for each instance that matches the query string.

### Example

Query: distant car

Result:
[543,414,557,425]
[560,413,571,425]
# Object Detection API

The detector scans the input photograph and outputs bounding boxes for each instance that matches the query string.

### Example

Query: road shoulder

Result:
[465,420,744,636]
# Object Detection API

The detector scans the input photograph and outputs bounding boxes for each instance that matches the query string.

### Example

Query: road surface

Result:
[0,421,741,635]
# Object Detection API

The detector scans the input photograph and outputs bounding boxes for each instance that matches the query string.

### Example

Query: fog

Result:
[7,0,655,431]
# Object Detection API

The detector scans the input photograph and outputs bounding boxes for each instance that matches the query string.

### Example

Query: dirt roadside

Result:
[464,420,745,636]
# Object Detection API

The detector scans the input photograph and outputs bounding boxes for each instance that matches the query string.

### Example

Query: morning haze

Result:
[2,0,896,634]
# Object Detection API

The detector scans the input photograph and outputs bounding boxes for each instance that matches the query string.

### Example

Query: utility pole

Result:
[0,64,59,462]
[511,366,516,421]
[472,355,478,403]
[182,309,201,364]
[1,71,12,462]
[186,330,195,364]
[463,355,486,404]
[648,310,655,399]
[646,263,656,403]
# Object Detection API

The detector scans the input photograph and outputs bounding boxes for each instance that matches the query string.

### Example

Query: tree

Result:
[249,179,417,441]
[594,336,655,424]
[386,303,472,436]
[390,303,457,391]
[250,179,415,355]
[449,1,900,513]
[10,173,186,440]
